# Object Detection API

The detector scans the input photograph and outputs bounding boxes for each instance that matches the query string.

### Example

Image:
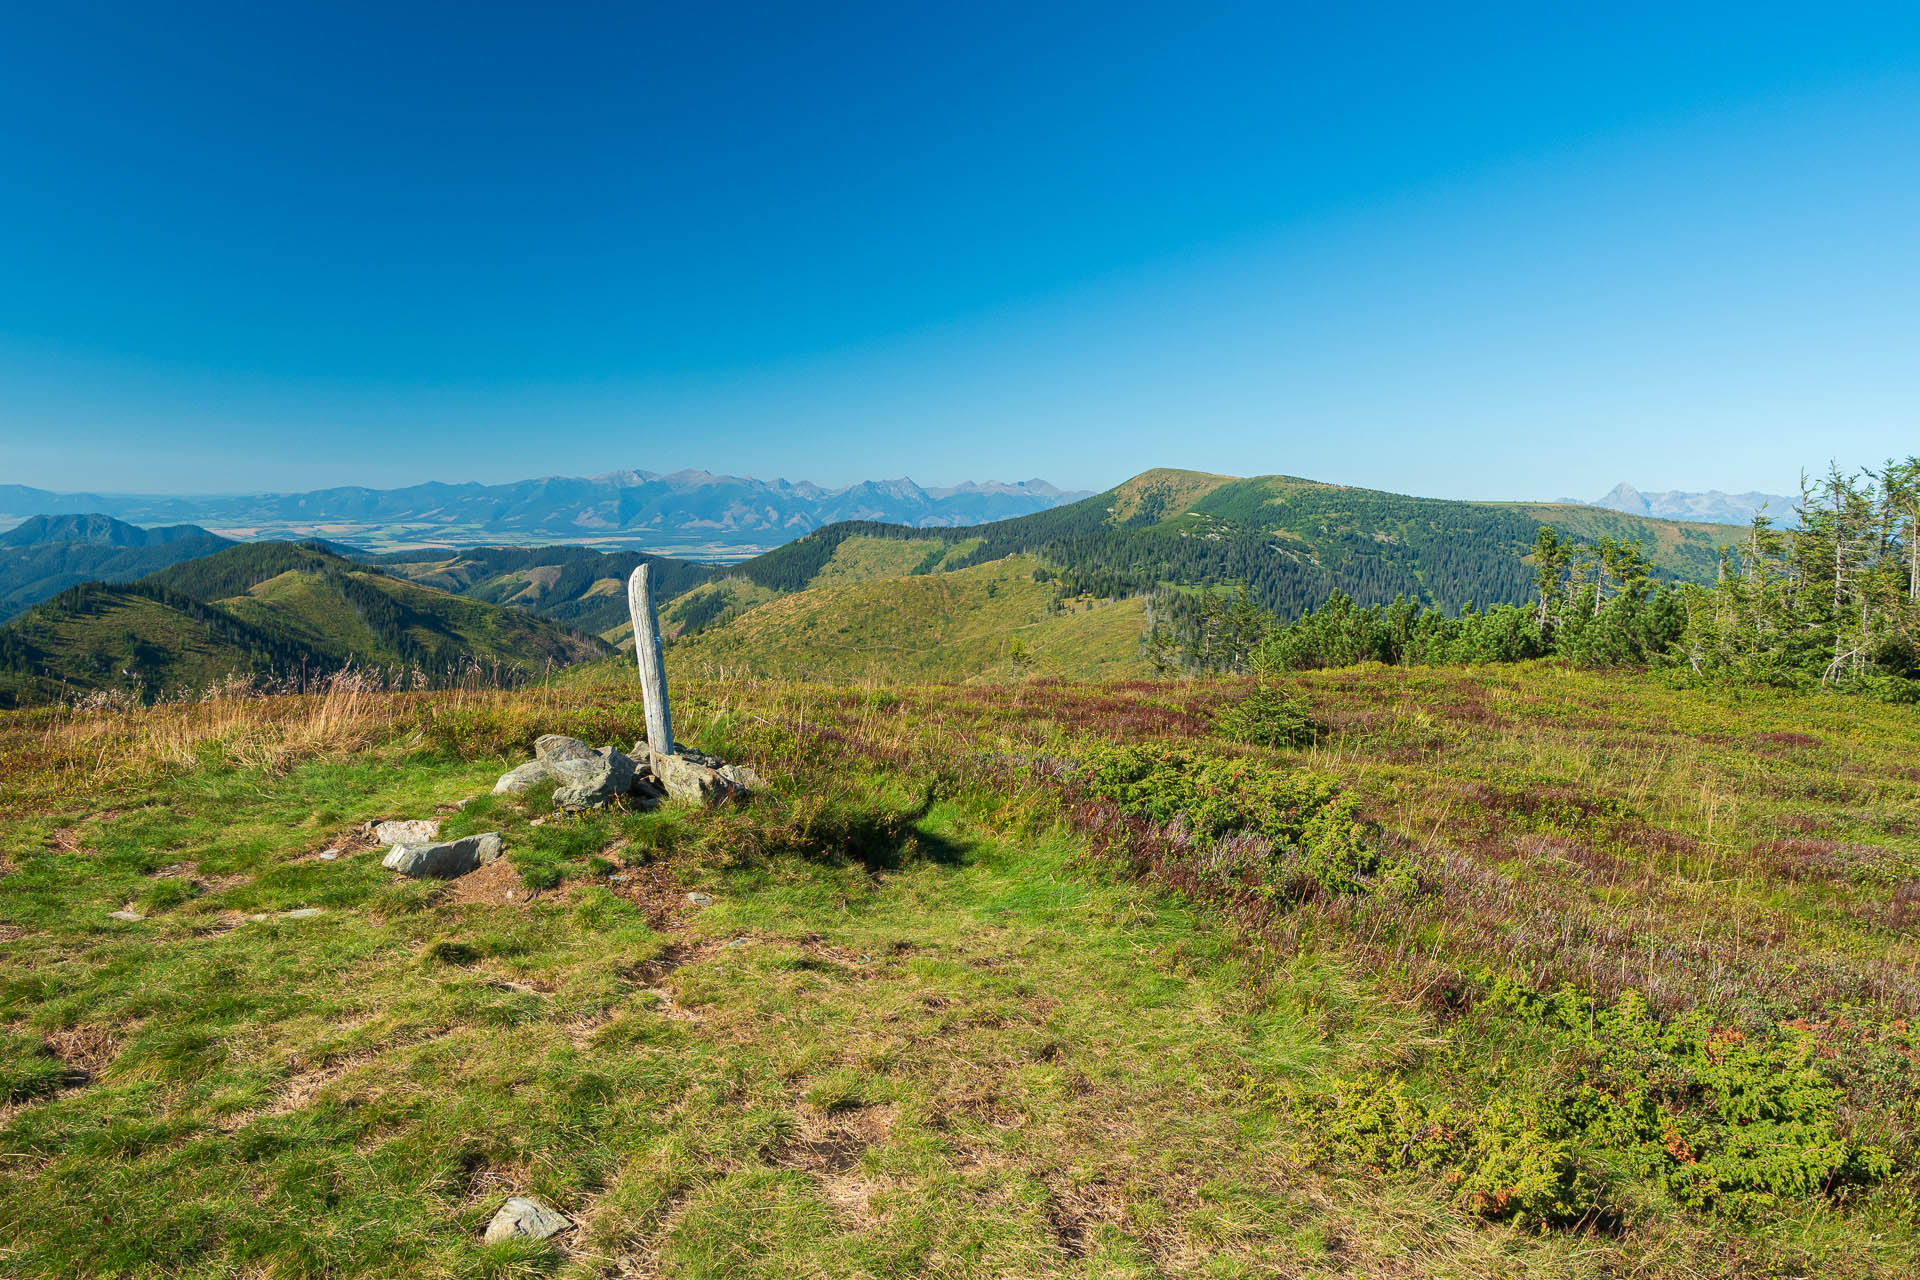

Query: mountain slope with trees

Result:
[685,468,1740,636]
[0,543,608,705]
[0,514,233,621]
[371,546,715,640]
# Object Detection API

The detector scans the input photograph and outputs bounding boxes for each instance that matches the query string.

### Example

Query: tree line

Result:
[1154,460,1920,699]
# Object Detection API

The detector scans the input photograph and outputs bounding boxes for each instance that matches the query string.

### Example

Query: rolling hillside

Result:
[0,468,1754,702]
[371,545,714,640]
[0,543,608,705]
[688,467,1744,626]
[0,514,233,621]
[646,468,1750,683]
[668,554,1153,682]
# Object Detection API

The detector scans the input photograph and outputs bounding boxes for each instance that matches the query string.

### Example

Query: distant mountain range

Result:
[1572,482,1800,528]
[0,468,1754,703]
[0,471,1093,556]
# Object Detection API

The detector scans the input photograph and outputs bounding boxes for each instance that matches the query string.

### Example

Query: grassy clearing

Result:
[0,664,1916,1276]
[672,555,1154,683]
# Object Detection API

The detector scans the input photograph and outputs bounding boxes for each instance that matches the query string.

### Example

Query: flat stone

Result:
[107,910,144,922]
[483,1195,569,1245]
[279,908,323,919]
[492,760,550,796]
[317,848,340,861]
[383,833,504,879]
[686,891,714,907]
[374,819,441,845]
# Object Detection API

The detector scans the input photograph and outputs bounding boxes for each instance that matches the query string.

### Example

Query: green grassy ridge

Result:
[0,543,611,703]
[0,580,321,706]
[0,530,235,622]
[669,554,1155,682]
[715,468,1746,629]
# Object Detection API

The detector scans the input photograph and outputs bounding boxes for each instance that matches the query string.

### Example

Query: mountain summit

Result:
[1581,482,1798,526]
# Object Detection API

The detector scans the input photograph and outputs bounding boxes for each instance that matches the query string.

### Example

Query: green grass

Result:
[1,664,1916,1276]
[671,555,1155,682]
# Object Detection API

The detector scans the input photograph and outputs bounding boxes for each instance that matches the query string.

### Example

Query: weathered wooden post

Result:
[626,563,674,763]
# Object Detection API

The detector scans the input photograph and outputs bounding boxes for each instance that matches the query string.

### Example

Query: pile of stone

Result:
[492,734,762,810]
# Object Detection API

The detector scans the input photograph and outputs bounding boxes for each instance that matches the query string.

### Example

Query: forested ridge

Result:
[373,545,713,636]
[0,542,609,704]
[1196,460,1920,699]
[726,470,1729,619]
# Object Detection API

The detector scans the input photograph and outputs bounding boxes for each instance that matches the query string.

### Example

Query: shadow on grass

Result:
[720,787,968,876]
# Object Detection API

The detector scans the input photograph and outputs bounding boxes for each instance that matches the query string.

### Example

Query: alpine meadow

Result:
[4,458,1920,1278]
[5,5,1919,1278]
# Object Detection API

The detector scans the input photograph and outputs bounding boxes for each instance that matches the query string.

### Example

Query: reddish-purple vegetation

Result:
[714,668,1920,1028]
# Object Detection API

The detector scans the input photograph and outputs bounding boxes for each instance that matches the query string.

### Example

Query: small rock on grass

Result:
[686,891,714,907]
[493,760,549,796]
[383,833,504,879]
[656,752,740,805]
[484,1196,569,1244]
[374,818,440,845]
[107,910,144,922]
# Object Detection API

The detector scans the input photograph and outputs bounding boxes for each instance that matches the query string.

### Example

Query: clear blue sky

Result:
[1,1,1916,499]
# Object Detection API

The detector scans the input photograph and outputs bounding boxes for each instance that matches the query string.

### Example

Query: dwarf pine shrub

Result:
[1078,742,1419,898]
[1213,685,1320,748]
[1284,977,1909,1226]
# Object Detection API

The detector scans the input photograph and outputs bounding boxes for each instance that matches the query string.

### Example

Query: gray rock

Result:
[656,750,740,805]
[484,1195,569,1245]
[383,833,504,879]
[374,818,441,845]
[492,760,550,796]
[107,910,144,922]
[279,908,324,919]
[534,734,598,765]
[686,891,714,907]
[719,763,767,793]
[551,745,636,810]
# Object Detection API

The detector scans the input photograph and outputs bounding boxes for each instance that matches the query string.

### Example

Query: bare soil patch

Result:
[442,858,542,907]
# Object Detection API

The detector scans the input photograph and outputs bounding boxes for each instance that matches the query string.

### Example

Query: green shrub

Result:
[1214,686,1320,748]
[1079,742,1419,898]
[1295,1072,1601,1227]
[1287,979,1907,1226]
[1079,742,1337,843]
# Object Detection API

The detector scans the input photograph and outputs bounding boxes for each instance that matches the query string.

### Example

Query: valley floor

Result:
[0,665,1915,1277]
